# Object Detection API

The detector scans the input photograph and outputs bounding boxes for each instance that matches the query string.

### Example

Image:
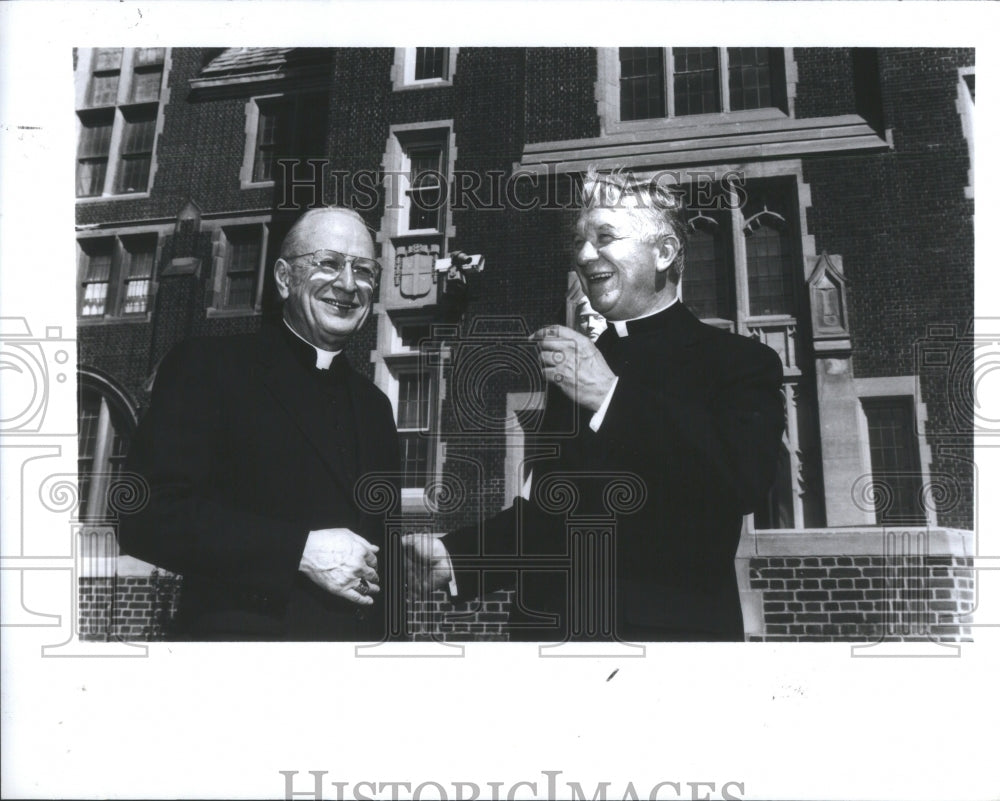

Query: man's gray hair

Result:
[279,206,371,262]
[580,167,687,283]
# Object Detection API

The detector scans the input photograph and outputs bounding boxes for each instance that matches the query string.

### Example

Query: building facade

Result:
[75,47,975,643]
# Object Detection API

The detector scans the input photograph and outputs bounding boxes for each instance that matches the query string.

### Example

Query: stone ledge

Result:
[739,528,973,558]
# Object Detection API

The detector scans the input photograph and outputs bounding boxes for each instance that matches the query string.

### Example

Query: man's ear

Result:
[654,234,680,274]
[274,259,292,300]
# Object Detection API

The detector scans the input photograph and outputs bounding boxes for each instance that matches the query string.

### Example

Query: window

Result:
[242,92,328,187]
[391,48,459,90]
[377,316,441,500]
[679,176,800,326]
[675,174,807,530]
[405,145,446,232]
[861,398,925,525]
[115,106,157,194]
[222,227,263,310]
[397,370,433,489]
[414,48,449,81]
[78,379,135,521]
[618,47,787,122]
[209,222,270,315]
[75,47,167,198]
[252,98,286,183]
[78,234,158,319]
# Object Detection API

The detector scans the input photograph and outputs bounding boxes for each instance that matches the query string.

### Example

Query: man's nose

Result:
[577,240,599,264]
[334,261,358,291]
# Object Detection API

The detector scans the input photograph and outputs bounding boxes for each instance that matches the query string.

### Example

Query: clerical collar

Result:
[283,319,342,369]
[611,295,680,337]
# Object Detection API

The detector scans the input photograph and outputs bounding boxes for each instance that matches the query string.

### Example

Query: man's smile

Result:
[318,294,361,311]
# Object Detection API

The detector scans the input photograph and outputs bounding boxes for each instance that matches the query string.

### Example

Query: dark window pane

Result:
[745,213,795,316]
[116,156,151,194]
[728,47,785,111]
[93,48,123,72]
[683,214,733,321]
[619,47,665,121]
[862,398,924,525]
[77,111,113,158]
[253,99,288,182]
[121,236,155,314]
[130,66,162,103]
[397,372,431,430]
[77,389,102,519]
[407,147,444,230]
[80,239,113,317]
[224,228,261,309]
[120,107,156,153]
[134,47,165,67]
[76,159,108,197]
[400,432,429,489]
[414,48,447,80]
[674,47,720,116]
[88,73,120,106]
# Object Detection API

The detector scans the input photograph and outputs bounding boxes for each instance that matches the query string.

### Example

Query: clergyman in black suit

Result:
[119,207,400,641]
[410,170,785,642]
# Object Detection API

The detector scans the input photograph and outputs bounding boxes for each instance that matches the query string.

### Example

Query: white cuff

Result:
[589,376,619,432]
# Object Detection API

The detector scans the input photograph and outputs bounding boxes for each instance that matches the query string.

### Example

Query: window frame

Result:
[391,47,459,91]
[855,377,935,527]
[206,219,272,318]
[376,313,445,508]
[597,47,795,136]
[240,91,329,189]
[77,230,163,322]
[77,372,138,523]
[75,47,169,201]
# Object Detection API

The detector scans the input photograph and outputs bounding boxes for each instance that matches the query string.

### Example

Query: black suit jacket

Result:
[451,302,785,641]
[119,322,400,640]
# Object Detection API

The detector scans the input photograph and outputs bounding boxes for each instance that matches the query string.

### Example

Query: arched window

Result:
[744,208,796,316]
[683,211,733,322]
[77,373,137,521]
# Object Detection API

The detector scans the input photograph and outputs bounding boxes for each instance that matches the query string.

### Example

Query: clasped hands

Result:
[530,325,615,412]
[299,528,452,605]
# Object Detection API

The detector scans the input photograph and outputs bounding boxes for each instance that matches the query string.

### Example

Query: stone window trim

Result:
[76,225,170,325]
[391,48,459,91]
[955,66,974,200]
[75,48,171,202]
[373,310,448,510]
[381,124,457,240]
[240,93,283,189]
[595,47,797,136]
[854,376,935,528]
[205,217,272,319]
[77,369,139,523]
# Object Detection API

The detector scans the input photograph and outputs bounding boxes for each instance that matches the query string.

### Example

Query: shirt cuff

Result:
[589,376,620,432]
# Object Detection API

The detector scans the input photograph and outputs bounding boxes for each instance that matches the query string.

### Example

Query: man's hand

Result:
[531,325,616,412]
[299,528,380,606]
[401,533,453,597]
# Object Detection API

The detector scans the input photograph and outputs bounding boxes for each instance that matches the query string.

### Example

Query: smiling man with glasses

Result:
[120,207,401,640]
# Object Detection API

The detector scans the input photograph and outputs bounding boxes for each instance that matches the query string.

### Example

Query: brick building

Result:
[74,47,975,643]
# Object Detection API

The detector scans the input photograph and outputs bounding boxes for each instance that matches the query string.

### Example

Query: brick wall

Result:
[79,573,181,642]
[82,551,973,643]
[748,555,973,642]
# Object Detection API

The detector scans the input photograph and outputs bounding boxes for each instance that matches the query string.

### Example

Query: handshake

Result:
[299,528,454,606]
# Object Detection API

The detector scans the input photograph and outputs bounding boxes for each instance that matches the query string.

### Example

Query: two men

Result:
[421,171,785,641]
[120,208,398,640]
[123,167,785,642]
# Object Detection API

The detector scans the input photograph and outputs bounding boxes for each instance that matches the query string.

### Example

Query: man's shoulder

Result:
[688,318,782,372]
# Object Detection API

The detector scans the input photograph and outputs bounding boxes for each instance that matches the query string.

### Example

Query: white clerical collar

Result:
[611,295,680,337]
[283,319,342,369]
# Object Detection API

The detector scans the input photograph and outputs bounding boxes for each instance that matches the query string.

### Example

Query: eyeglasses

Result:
[285,249,381,287]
